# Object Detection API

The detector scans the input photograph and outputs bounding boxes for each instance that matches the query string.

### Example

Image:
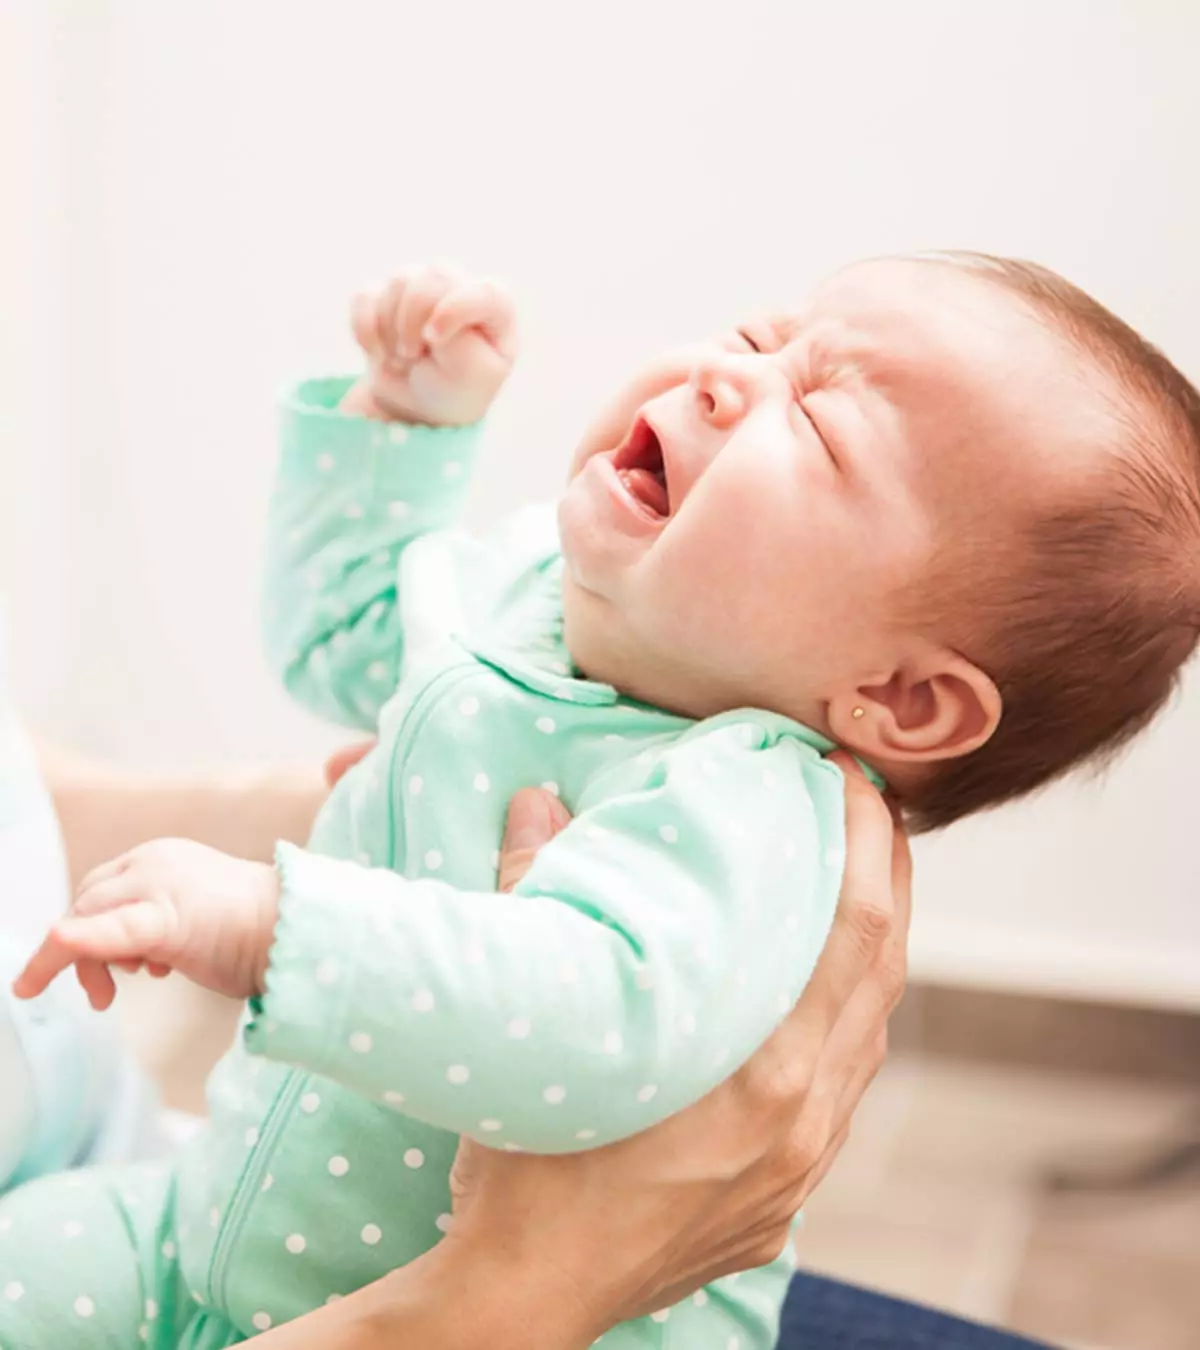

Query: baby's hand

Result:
[349,264,517,426]
[12,840,280,1010]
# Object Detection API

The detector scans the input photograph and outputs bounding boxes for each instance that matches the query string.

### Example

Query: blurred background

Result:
[1,3,1197,1347]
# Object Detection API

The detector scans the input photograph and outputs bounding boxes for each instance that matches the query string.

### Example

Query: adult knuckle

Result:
[848,895,893,954]
[750,1227,791,1269]
[742,1052,812,1117]
[781,1129,823,1180]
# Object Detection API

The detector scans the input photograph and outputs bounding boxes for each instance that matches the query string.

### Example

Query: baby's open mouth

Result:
[612,418,670,519]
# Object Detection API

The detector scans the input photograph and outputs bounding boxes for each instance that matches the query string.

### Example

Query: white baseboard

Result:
[909,920,1200,1013]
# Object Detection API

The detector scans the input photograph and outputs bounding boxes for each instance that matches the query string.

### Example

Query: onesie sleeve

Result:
[244,717,849,1152]
[262,378,483,730]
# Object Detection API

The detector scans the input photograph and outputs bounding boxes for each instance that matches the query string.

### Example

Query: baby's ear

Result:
[828,653,1002,766]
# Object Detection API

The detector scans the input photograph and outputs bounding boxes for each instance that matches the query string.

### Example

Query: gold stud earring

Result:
[851,707,865,720]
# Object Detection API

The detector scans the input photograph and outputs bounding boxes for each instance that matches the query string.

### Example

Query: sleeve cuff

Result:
[277,376,485,496]
[244,841,377,1071]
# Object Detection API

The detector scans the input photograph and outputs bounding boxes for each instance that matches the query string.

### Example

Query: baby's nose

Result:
[691,360,747,428]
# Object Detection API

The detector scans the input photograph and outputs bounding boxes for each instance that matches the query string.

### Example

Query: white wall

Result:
[5,0,1199,1007]
[0,1,68,723]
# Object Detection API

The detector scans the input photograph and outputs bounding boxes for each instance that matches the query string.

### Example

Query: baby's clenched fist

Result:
[349,264,517,426]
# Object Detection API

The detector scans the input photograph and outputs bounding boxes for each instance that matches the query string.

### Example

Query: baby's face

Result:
[558,258,1106,726]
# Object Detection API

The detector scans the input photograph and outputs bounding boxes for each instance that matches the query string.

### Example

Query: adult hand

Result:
[444,754,911,1331]
[324,740,377,789]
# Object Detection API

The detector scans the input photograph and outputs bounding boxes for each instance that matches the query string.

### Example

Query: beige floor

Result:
[797,1054,1198,1350]
[117,979,1200,1350]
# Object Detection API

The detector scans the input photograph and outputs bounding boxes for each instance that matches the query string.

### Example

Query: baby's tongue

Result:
[618,467,669,518]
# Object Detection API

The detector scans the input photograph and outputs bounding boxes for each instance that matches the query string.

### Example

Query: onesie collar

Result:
[456,558,620,706]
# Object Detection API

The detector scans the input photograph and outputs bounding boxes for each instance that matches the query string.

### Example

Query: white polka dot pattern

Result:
[258,430,854,1345]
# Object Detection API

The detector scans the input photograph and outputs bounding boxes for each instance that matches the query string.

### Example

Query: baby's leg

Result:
[0,1162,183,1349]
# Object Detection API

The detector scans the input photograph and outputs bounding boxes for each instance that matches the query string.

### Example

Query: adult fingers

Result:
[324,739,377,788]
[753,758,896,1093]
[497,788,573,892]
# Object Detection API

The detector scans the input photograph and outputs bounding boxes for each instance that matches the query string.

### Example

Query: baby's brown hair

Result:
[905,253,1200,832]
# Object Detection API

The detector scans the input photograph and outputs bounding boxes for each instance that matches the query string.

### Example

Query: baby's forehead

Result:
[762,258,1088,405]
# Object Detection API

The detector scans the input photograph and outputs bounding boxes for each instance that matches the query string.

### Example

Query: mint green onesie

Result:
[0,378,858,1350]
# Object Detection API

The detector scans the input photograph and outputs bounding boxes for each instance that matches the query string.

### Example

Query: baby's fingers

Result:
[424,280,517,360]
[75,958,118,1011]
[16,904,173,1003]
[395,266,459,359]
[74,870,159,917]
[350,285,389,359]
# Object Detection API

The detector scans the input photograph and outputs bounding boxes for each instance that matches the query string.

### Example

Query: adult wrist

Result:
[362,1230,608,1350]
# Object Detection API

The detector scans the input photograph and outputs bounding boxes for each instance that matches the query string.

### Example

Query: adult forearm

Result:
[251,1239,602,1350]
[39,744,326,887]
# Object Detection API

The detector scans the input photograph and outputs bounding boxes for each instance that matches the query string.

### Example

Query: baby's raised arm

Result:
[263,267,517,730]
